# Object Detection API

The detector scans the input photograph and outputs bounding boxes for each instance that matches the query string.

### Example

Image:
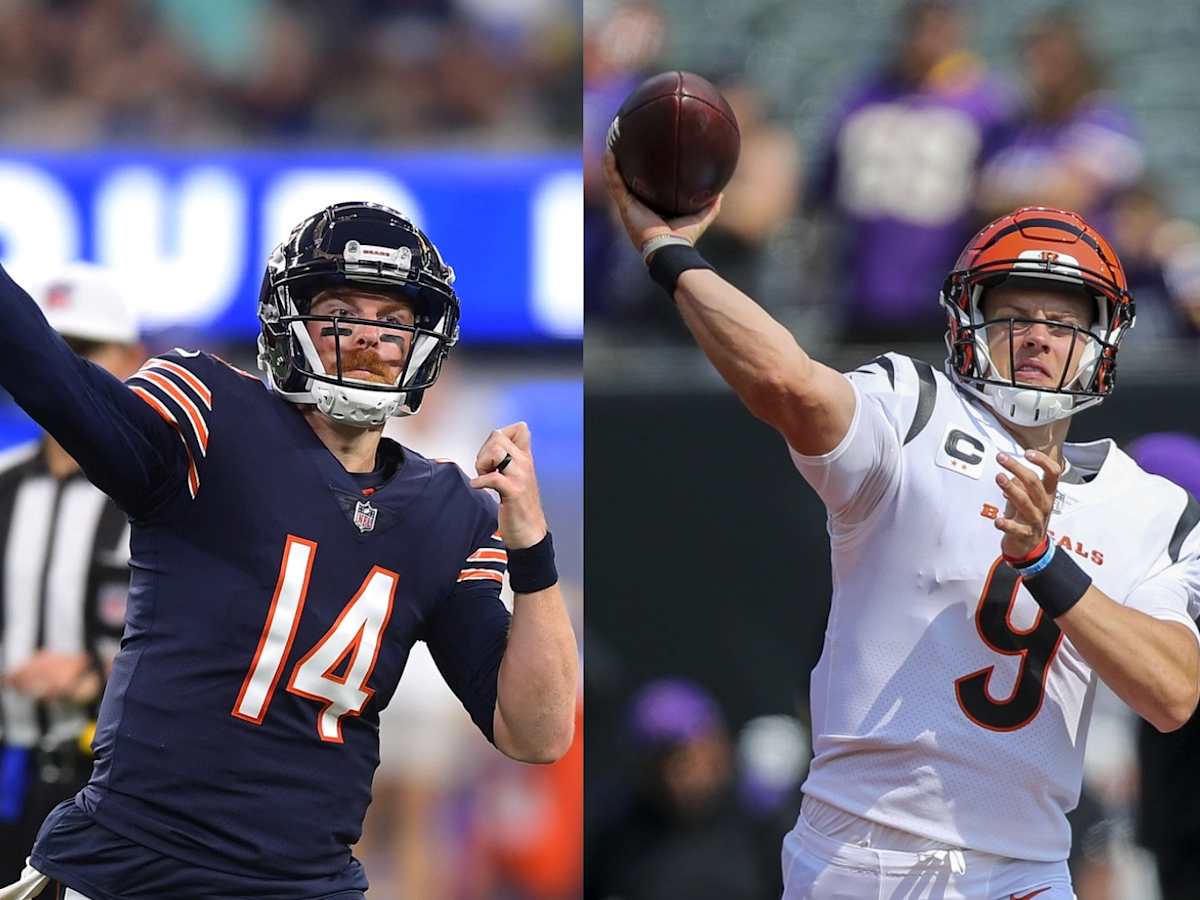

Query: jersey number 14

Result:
[232,535,397,743]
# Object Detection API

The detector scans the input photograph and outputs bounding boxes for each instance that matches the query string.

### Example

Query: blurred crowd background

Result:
[586,0,1200,352]
[0,0,580,148]
[586,2,1200,900]
[0,2,582,899]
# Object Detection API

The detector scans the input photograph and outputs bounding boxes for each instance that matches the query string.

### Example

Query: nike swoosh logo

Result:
[1011,888,1052,900]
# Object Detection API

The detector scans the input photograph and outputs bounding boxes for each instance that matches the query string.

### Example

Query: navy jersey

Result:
[0,265,511,896]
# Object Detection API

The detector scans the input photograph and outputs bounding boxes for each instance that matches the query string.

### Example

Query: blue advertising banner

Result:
[0,150,581,345]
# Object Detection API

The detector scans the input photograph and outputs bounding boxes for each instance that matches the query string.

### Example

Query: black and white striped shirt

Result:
[0,442,130,750]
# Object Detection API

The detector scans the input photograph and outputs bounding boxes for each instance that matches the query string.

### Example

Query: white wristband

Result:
[640,234,693,262]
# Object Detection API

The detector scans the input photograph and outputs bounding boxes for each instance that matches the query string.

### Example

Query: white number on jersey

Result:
[232,534,398,743]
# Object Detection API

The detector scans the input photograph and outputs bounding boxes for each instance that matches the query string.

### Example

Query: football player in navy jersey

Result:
[0,201,578,900]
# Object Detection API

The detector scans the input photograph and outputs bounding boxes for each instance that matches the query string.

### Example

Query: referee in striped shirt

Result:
[0,265,143,883]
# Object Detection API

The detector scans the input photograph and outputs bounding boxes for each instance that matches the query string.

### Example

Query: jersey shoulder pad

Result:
[1165,489,1200,565]
[1119,446,1200,564]
[423,451,498,518]
[127,349,263,408]
[125,349,228,499]
[845,352,941,446]
[209,352,265,383]
[412,449,506,585]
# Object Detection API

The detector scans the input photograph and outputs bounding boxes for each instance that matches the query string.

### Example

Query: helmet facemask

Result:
[965,300,1105,424]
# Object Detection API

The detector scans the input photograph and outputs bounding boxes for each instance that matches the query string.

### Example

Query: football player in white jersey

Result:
[603,151,1200,900]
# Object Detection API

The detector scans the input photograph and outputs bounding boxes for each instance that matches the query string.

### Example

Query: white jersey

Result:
[791,352,1200,862]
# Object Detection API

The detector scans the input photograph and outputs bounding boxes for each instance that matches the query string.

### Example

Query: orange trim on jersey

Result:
[490,531,503,541]
[129,385,199,498]
[467,548,508,563]
[141,358,212,408]
[457,568,505,584]
[285,565,398,744]
[232,535,317,726]
[129,370,209,454]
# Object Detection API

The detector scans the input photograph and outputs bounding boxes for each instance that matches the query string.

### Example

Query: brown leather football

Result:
[607,71,741,218]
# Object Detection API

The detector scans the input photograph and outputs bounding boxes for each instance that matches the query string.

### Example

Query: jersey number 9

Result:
[955,556,1065,732]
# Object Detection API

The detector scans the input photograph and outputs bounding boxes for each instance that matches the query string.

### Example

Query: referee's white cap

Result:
[32,262,140,345]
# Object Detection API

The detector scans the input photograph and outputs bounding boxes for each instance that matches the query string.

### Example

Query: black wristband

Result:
[1020,544,1093,618]
[508,531,558,594]
[647,243,714,295]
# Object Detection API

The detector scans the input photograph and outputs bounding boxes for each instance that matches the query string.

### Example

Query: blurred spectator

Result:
[1108,181,1200,339]
[734,714,810,895]
[0,0,580,147]
[707,78,803,295]
[735,714,809,822]
[807,0,1013,342]
[466,699,584,900]
[585,679,773,900]
[360,626,480,899]
[583,0,665,323]
[1064,786,1119,900]
[1128,432,1200,900]
[978,6,1144,231]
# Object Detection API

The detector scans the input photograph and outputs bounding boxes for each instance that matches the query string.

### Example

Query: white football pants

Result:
[782,807,1077,900]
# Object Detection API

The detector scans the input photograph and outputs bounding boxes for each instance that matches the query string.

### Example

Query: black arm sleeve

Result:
[0,264,185,516]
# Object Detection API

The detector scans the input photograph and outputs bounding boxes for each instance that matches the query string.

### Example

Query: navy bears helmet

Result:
[258,201,460,424]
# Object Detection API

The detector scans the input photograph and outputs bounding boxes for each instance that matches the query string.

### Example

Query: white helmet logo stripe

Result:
[1013,249,1084,282]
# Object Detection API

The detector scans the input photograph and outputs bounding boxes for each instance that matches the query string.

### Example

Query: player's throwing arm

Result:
[472,422,578,763]
[602,149,853,457]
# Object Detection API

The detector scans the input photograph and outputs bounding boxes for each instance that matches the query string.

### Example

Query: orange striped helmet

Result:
[940,206,1135,425]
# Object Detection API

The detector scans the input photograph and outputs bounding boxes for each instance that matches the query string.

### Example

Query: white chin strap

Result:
[267,374,414,428]
[311,381,405,426]
[984,383,1079,427]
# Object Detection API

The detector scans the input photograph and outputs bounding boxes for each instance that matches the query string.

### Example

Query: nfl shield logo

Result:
[353,499,377,533]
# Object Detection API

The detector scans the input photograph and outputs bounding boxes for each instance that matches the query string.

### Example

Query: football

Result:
[607,71,741,218]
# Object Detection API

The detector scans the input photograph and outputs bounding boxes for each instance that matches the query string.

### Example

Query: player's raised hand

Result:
[602,149,722,255]
[994,449,1062,559]
[470,422,548,550]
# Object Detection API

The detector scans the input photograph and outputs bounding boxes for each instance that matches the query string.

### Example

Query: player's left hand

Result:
[4,650,100,703]
[470,422,548,550]
[994,449,1061,559]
